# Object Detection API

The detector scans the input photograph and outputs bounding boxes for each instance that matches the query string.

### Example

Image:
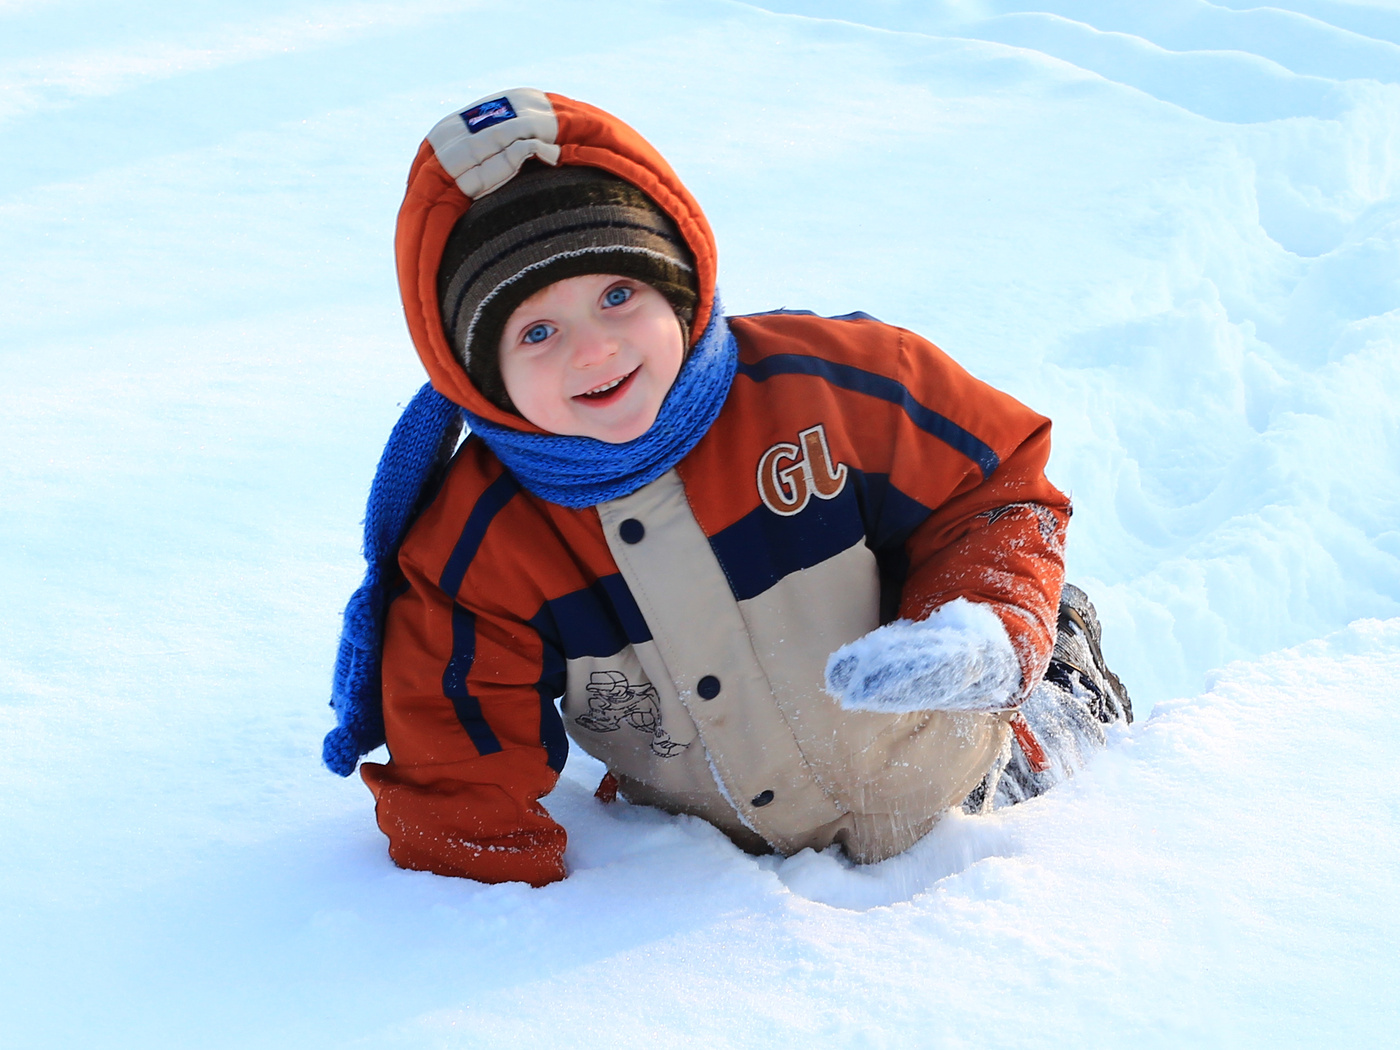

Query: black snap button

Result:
[696,675,721,700]
[619,519,645,544]
[751,790,774,807]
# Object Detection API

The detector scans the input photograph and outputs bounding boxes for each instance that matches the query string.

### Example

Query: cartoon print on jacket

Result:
[574,670,689,758]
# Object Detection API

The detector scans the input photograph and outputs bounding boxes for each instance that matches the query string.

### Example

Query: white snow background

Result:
[3,0,1399,1045]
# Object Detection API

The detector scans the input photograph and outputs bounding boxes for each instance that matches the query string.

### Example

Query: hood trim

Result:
[425,88,562,200]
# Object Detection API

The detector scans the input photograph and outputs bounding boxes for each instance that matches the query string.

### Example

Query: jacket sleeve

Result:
[359,469,570,886]
[883,329,1070,698]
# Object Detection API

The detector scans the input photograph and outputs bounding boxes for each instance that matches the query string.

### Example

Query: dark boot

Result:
[1044,582,1133,725]
[964,583,1131,812]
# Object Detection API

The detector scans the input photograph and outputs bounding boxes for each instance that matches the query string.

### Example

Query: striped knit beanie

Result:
[437,162,698,410]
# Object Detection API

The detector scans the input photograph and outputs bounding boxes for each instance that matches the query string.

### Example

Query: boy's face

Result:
[497,273,685,443]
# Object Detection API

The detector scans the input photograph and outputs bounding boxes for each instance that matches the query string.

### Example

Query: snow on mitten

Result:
[824,598,1021,714]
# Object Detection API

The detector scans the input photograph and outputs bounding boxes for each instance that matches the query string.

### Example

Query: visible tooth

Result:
[586,375,624,395]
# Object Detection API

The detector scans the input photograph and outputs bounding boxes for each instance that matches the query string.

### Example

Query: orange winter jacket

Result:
[362,90,1070,886]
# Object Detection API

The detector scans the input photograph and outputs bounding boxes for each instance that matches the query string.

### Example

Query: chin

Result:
[587,410,659,444]
[595,423,651,444]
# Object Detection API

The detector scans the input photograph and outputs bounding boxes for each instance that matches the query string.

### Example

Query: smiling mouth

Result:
[575,367,639,402]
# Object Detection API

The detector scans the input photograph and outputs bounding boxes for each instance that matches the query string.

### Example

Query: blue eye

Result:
[603,285,633,307]
[523,323,554,344]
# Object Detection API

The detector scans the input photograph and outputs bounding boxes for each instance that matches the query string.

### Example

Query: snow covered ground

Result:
[3,1,1398,1045]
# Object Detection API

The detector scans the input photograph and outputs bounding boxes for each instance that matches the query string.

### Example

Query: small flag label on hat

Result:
[462,97,517,134]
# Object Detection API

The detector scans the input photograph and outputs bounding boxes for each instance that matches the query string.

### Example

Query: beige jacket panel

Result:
[571,470,1007,863]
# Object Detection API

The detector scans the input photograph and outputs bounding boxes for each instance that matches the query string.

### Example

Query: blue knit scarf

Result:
[463,301,737,507]
[323,302,737,774]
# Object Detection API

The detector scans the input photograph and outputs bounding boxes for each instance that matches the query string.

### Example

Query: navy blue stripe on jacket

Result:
[433,469,522,753]
[709,468,935,604]
[442,603,503,755]
[532,575,654,661]
[439,470,521,596]
[735,354,1000,478]
[529,614,570,773]
[709,482,864,602]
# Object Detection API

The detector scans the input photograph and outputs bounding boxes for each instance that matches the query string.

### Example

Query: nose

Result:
[570,316,618,369]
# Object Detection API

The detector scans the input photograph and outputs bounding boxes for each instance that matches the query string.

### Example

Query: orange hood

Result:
[394,89,718,431]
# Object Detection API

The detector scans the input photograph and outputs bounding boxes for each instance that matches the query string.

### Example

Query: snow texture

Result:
[825,597,1021,712]
[3,0,1399,1046]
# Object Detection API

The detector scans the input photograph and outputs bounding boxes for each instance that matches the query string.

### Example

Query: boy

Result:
[324,89,1130,885]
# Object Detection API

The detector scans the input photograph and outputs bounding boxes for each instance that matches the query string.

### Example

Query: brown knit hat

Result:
[437,162,698,410]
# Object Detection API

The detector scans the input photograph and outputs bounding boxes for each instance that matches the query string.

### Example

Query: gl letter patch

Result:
[757,424,848,516]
